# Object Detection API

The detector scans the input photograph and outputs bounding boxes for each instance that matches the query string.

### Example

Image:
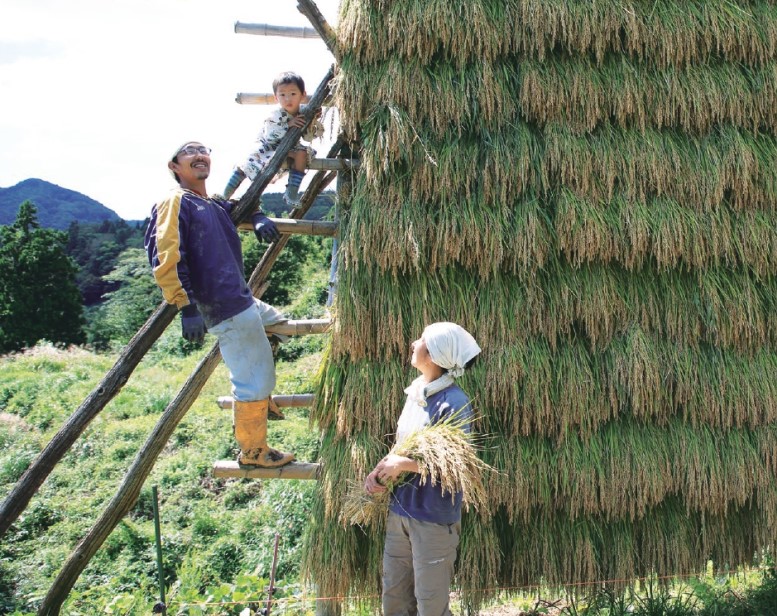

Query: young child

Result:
[222,71,324,205]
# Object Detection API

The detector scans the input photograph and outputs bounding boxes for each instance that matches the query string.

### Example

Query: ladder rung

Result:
[213,460,321,480]
[271,218,337,237]
[307,158,360,171]
[234,22,321,39]
[235,93,312,105]
[266,319,331,336]
[217,394,315,409]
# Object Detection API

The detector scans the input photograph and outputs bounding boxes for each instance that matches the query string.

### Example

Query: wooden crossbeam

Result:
[266,318,331,336]
[272,218,337,237]
[308,158,360,171]
[213,460,321,480]
[239,219,336,237]
[235,93,312,105]
[234,22,321,39]
[217,394,315,409]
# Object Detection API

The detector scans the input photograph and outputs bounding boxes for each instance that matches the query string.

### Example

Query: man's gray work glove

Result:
[181,304,206,343]
[251,211,280,243]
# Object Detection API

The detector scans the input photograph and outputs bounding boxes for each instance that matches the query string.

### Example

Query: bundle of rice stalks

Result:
[356,107,537,205]
[555,189,777,275]
[457,516,502,612]
[519,56,777,134]
[544,124,777,211]
[337,0,777,70]
[340,183,552,277]
[334,257,776,362]
[336,56,522,139]
[340,416,492,528]
[503,497,766,587]
[487,419,777,523]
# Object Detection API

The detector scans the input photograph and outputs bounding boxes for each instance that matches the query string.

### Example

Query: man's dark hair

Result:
[272,71,305,94]
[170,154,181,184]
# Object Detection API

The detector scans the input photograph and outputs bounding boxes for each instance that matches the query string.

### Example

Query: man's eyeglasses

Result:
[177,145,211,157]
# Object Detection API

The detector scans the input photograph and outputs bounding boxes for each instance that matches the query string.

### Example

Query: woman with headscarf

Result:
[364,322,482,616]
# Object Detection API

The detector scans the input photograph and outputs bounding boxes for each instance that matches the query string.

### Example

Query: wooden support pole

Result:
[296,0,337,56]
[0,302,177,539]
[234,22,321,39]
[36,137,343,614]
[212,461,321,480]
[217,394,315,409]
[238,218,337,237]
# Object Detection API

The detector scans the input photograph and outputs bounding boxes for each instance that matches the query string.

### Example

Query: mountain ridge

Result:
[0,178,121,230]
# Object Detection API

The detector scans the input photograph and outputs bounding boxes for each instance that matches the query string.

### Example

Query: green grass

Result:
[0,330,325,615]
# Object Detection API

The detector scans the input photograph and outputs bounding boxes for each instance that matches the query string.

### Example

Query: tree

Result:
[85,248,162,350]
[0,201,85,352]
[242,232,330,307]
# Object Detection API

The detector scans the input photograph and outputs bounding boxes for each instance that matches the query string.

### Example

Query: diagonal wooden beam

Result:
[0,301,176,539]
[296,0,337,57]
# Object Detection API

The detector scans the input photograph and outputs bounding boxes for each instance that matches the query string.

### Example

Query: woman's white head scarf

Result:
[423,322,481,378]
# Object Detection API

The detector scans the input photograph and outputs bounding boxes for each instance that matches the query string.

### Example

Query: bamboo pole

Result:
[271,218,338,237]
[234,22,321,39]
[212,461,321,480]
[267,318,331,336]
[217,394,315,409]
[36,106,340,616]
[308,158,360,171]
[238,218,338,237]
[236,93,311,105]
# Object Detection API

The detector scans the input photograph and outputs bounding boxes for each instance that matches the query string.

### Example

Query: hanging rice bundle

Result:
[338,0,777,69]
[519,57,777,134]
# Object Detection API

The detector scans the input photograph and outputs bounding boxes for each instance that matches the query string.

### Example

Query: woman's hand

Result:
[364,468,387,495]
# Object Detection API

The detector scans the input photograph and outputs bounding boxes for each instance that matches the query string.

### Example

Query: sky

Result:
[0,0,341,221]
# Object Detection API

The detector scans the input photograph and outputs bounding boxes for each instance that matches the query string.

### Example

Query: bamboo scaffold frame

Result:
[31,70,338,615]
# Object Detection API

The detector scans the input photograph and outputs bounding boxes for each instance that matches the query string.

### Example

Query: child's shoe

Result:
[283,184,302,206]
[284,169,305,206]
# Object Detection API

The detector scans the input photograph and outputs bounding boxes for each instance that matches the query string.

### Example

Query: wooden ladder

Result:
[210,0,351,482]
[29,2,352,612]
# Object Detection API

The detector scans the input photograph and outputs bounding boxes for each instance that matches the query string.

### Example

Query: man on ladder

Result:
[145,140,294,468]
